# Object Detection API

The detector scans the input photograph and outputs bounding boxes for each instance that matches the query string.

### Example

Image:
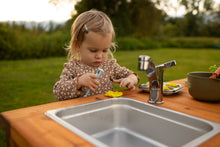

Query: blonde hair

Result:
[66,9,116,61]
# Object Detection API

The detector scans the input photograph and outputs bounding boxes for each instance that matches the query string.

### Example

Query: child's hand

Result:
[113,74,138,91]
[78,73,99,91]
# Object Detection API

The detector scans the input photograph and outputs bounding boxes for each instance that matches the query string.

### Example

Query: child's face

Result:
[77,31,112,67]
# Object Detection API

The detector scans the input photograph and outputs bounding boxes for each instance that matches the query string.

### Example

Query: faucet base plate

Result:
[148,100,164,104]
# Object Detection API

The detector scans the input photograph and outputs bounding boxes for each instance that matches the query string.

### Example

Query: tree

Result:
[128,0,165,37]
[177,0,217,36]
[66,0,132,36]
[178,0,214,15]
[154,0,219,36]
[66,0,165,37]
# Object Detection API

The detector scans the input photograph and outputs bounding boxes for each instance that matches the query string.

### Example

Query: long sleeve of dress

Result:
[53,63,84,100]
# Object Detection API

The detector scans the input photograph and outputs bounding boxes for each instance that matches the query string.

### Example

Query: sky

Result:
[0,0,220,22]
[0,0,76,22]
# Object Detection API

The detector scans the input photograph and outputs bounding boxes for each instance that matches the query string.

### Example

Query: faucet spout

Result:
[138,55,176,104]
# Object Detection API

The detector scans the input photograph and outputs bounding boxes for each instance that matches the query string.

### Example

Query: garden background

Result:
[0,0,220,146]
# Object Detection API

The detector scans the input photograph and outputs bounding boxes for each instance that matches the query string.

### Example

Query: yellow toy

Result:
[105,91,123,97]
[166,83,179,87]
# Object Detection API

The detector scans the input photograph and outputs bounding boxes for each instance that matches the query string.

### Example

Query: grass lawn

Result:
[0,48,219,146]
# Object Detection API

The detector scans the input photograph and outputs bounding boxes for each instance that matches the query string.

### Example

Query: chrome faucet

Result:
[138,55,176,104]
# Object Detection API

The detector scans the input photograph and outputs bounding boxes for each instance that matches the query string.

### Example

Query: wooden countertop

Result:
[0,79,220,147]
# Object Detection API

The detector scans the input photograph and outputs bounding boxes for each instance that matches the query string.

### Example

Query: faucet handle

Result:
[156,60,176,70]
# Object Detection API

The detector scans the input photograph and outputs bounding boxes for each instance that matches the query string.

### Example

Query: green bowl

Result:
[187,72,220,102]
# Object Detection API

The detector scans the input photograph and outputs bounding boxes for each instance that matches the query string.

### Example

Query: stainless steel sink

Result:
[45,97,220,147]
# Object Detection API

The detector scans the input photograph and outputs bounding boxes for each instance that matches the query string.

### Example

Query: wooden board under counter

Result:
[0,79,220,147]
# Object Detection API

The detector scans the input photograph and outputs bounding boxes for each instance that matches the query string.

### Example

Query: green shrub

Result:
[139,38,160,49]
[116,37,160,50]
[161,37,220,48]
[1,22,220,60]
[116,37,144,50]
[0,23,69,60]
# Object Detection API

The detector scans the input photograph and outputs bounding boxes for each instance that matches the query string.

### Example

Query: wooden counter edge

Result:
[0,113,11,146]
[0,79,220,147]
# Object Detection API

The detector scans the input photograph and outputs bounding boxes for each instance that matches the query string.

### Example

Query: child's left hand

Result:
[113,74,138,91]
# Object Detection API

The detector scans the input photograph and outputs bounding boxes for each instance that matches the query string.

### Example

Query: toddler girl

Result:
[53,9,139,100]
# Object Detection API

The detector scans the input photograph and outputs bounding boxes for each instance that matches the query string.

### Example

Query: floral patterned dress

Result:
[53,58,136,100]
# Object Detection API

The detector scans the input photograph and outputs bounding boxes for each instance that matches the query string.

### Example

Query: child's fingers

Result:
[129,85,136,91]
[126,82,132,88]
[123,80,136,90]
[89,86,96,92]
[113,79,122,84]
[114,78,136,90]
[120,80,128,87]
[131,87,136,91]
[89,80,99,91]
[91,74,99,79]
[115,78,129,87]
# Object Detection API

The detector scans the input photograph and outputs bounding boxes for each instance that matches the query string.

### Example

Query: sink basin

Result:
[45,97,220,147]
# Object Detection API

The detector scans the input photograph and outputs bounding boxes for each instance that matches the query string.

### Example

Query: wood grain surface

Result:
[0,79,220,147]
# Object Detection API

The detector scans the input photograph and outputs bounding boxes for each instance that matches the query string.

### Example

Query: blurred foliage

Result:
[0,0,220,60]
[66,0,165,37]
[0,22,70,60]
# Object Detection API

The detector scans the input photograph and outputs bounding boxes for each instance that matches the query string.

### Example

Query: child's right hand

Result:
[77,73,99,91]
